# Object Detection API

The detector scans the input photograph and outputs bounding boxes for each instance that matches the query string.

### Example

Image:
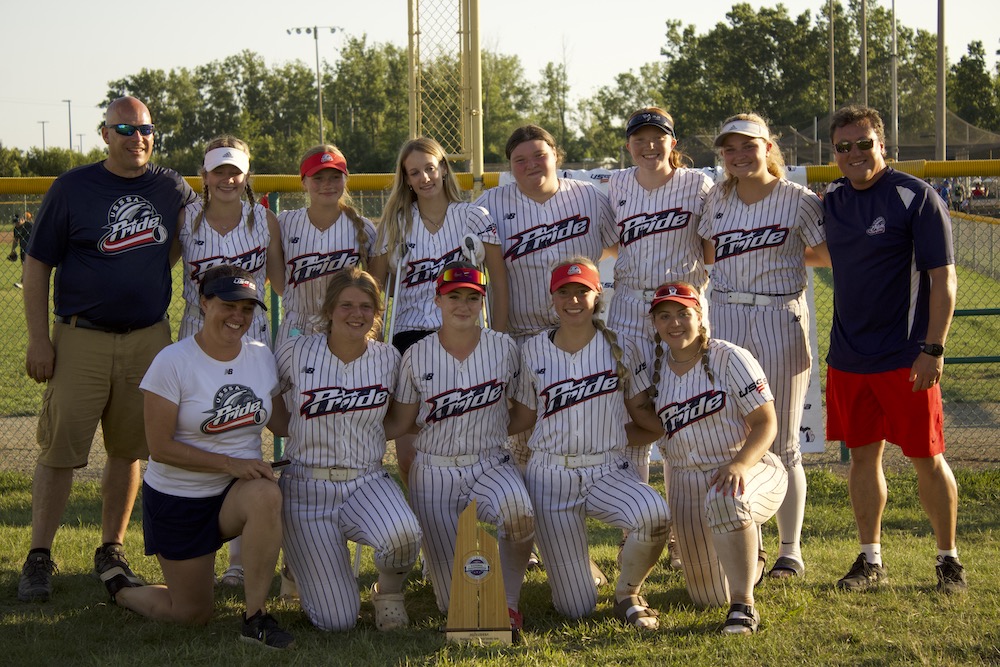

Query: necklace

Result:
[668,347,702,364]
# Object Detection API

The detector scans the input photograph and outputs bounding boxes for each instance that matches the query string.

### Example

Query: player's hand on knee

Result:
[710,462,747,497]
[224,456,276,481]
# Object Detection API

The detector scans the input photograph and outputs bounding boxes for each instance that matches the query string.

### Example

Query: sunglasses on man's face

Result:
[108,123,155,137]
[834,138,875,154]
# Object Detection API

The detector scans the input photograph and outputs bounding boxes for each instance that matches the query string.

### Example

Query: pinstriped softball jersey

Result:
[275,334,421,631]
[375,202,499,334]
[514,331,648,455]
[475,180,617,338]
[396,328,534,612]
[275,334,399,468]
[177,200,272,344]
[396,328,518,456]
[514,329,670,619]
[276,208,378,345]
[699,179,824,295]
[653,337,787,607]
[700,179,825,466]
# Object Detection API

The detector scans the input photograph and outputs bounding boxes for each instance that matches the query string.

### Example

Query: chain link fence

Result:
[409,0,468,160]
[1,180,998,478]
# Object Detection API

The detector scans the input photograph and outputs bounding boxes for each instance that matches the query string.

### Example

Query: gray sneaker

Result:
[93,544,144,585]
[836,553,887,592]
[18,553,57,602]
[936,556,967,593]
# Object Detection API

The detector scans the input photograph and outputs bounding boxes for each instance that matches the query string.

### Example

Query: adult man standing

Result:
[18,96,195,602]
[823,105,966,594]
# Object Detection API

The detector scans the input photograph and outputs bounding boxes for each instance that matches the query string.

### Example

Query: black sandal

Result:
[613,594,660,631]
[768,556,805,579]
[722,603,759,635]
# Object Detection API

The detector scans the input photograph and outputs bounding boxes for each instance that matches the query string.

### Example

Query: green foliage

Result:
[950,41,1000,132]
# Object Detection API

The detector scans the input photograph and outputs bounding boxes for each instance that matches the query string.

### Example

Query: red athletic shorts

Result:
[826,366,945,458]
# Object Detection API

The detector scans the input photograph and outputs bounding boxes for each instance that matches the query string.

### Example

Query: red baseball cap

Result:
[300,151,349,178]
[436,265,487,295]
[550,262,601,293]
[648,283,701,313]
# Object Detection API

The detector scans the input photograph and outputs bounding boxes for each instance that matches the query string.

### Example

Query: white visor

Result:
[203,146,250,173]
[713,120,770,147]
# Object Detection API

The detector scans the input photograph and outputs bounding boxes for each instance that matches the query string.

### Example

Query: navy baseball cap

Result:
[203,275,267,310]
[626,112,674,138]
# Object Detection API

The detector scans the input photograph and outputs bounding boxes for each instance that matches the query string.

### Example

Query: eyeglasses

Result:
[834,138,875,154]
[107,123,155,137]
[438,267,486,286]
[654,283,698,299]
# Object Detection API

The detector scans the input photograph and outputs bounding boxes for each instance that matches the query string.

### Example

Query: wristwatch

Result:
[921,343,945,357]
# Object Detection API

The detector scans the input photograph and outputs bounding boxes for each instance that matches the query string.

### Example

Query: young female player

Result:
[274,145,378,349]
[509,257,669,630]
[274,267,422,632]
[369,137,509,484]
[172,135,283,587]
[606,107,715,566]
[646,281,788,634]
[392,261,534,633]
[700,113,830,578]
[110,265,293,649]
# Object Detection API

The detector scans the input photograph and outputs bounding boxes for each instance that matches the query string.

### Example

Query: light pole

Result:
[62,99,72,150]
[286,25,341,145]
[77,133,85,153]
[38,121,49,152]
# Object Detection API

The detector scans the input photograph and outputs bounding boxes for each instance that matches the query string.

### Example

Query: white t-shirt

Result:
[140,337,278,497]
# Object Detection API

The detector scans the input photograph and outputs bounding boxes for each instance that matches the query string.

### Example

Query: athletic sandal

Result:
[767,556,804,579]
[371,583,409,631]
[722,603,759,635]
[613,594,660,631]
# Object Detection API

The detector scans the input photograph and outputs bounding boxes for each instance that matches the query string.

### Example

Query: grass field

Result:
[1,466,998,666]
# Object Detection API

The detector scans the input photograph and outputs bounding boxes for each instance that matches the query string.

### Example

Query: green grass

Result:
[2,467,998,666]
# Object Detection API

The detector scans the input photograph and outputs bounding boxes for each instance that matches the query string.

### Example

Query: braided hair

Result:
[648,282,713,399]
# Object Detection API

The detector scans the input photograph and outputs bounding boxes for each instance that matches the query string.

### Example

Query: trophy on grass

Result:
[445,499,512,645]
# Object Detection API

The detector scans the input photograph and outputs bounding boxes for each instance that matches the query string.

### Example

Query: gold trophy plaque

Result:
[445,499,512,645]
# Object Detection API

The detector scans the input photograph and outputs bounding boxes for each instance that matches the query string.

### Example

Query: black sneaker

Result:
[18,553,57,602]
[836,553,887,592]
[936,556,968,593]
[100,566,142,602]
[241,610,295,650]
[93,544,143,585]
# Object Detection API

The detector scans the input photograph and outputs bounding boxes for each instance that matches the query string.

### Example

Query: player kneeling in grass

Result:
[274,267,422,632]
[640,282,788,635]
[391,262,534,637]
[107,266,294,650]
[508,257,669,630]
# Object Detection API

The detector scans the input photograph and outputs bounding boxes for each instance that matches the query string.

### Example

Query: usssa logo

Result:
[201,384,267,434]
[100,195,168,254]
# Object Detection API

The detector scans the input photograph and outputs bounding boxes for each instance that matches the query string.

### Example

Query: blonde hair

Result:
[301,144,371,268]
[196,135,256,235]
[648,280,713,398]
[551,255,630,395]
[321,266,385,339]
[377,137,462,262]
[718,113,786,198]
[626,107,690,169]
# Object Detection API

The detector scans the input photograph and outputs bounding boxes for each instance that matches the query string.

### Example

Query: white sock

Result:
[861,543,882,566]
[776,462,806,562]
[937,548,958,562]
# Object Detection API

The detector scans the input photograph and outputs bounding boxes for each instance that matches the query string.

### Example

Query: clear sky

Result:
[2,0,996,153]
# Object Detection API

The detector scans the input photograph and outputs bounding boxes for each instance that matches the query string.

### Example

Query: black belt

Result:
[56,315,162,335]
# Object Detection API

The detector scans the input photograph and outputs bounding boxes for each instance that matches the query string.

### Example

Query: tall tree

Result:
[481,51,534,164]
[950,41,1000,132]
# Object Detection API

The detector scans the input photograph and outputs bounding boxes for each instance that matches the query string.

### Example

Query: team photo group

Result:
[15,94,966,650]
